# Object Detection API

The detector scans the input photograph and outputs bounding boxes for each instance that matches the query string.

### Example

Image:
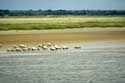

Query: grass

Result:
[0,16,125,30]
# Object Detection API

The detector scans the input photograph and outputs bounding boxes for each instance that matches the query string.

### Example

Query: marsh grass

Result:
[0,16,125,30]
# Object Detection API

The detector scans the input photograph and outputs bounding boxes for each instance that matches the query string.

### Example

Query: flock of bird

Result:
[0,43,81,52]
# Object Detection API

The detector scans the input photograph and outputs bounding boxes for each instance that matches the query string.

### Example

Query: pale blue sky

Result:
[0,0,125,10]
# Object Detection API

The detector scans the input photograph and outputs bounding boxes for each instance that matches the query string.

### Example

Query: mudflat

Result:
[0,28,125,45]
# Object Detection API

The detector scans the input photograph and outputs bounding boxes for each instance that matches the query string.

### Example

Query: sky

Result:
[0,0,125,10]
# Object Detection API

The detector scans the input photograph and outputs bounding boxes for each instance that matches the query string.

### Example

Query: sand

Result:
[0,28,125,46]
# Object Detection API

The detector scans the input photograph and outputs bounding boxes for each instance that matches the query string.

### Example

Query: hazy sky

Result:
[0,0,125,10]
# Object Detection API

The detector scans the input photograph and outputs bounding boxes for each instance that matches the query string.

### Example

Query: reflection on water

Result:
[0,40,125,83]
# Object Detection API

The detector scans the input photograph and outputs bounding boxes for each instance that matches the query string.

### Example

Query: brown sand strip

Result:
[0,28,125,45]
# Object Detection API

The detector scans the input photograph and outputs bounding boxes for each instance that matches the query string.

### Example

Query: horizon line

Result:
[1,9,125,11]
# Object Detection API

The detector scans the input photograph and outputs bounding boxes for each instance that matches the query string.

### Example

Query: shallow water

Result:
[0,40,125,83]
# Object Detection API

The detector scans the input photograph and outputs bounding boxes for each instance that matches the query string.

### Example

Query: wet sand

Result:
[0,28,125,46]
[0,40,125,83]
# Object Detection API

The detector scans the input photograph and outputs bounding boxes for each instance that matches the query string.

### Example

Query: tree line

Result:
[0,9,125,16]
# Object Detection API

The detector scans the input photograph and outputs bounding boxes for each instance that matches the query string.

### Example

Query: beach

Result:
[0,40,125,83]
[0,28,125,46]
[0,28,125,83]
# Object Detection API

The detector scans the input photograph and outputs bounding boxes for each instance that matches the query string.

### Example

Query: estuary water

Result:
[0,40,125,83]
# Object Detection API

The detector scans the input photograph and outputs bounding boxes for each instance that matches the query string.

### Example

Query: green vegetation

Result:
[0,16,125,30]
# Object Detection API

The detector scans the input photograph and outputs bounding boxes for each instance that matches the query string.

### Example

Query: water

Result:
[0,40,125,83]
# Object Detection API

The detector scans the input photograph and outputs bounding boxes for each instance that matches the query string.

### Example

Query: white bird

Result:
[22,47,28,51]
[6,48,14,52]
[31,47,39,51]
[19,44,27,48]
[38,44,43,47]
[50,46,56,51]
[47,43,52,47]
[74,46,81,49]
[54,45,61,50]
[62,45,68,50]
[15,48,22,52]
[42,45,48,50]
